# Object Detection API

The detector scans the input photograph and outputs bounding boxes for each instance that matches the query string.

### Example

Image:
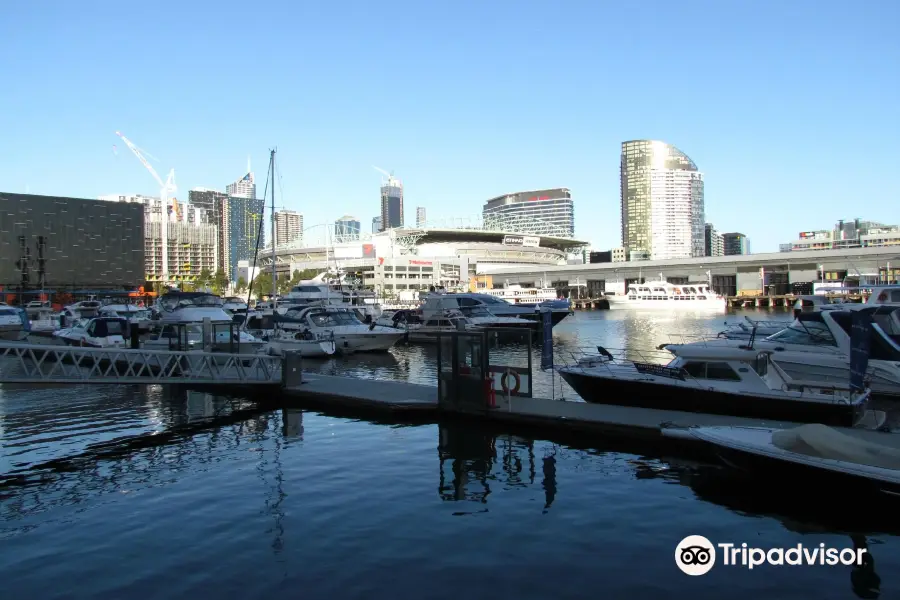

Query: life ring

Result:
[501,369,521,394]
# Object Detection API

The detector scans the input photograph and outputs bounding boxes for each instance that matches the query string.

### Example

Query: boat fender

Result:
[501,369,521,394]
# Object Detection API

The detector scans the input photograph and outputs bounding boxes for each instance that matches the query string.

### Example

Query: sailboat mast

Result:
[270,149,277,302]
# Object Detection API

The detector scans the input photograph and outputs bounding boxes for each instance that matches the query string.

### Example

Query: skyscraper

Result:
[372,216,383,233]
[223,196,264,281]
[704,223,724,257]
[334,215,361,240]
[722,232,751,256]
[226,172,256,199]
[416,207,426,228]
[379,173,403,231]
[482,188,574,237]
[275,210,303,248]
[620,140,705,260]
[188,188,227,226]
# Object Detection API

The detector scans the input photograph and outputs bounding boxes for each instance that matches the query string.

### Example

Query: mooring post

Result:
[202,317,212,351]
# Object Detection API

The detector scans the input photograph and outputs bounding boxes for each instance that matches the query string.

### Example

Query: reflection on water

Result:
[1,308,896,599]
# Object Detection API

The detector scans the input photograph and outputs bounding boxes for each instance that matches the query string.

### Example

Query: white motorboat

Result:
[98,304,153,332]
[669,424,900,496]
[717,316,793,340]
[558,345,875,428]
[483,284,559,307]
[819,285,900,313]
[0,306,29,341]
[155,292,235,324]
[666,307,900,400]
[53,317,130,348]
[143,323,266,354]
[606,280,726,311]
[377,308,474,343]
[421,291,569,327]
[262,329,337,358]
[418,295,537,329]
[63,299,102,319]
[272,305,403,353]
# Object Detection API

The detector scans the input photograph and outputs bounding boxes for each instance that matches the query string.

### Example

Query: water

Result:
[1,310,896,599]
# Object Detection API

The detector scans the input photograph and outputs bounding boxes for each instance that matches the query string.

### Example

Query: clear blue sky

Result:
[2,0,897,253]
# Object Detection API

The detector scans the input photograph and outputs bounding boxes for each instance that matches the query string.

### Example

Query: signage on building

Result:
[528,196,551,201]
[409,259,432,266]
[502,235,540,247]
[362,244,375,258]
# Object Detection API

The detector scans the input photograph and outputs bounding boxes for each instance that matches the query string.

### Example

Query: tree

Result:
[196,268,213,291]
[277,273,293,295]
[235,276,248,295]
[252,272,274,299]
[213,270,230,295]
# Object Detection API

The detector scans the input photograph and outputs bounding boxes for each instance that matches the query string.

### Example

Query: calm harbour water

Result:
[1,309,896,599]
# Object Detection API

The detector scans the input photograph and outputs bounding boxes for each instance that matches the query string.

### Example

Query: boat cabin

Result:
[626,282,714,301]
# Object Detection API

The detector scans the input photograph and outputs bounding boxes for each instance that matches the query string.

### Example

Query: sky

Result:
[1,0,898,253]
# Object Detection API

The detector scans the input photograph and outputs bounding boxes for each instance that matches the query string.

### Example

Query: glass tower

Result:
[620,140,705,260]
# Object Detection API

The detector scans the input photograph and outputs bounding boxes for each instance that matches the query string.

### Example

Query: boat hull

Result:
[558,369,865,427]
[606,297,726,311]
[0,325,28,342]
[266,340,336,358]
[332,333,403,353]
[698,431,900,498]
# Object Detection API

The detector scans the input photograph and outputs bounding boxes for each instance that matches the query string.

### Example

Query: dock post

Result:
[202,317,212,351]
[130,326,140,349]
[281,351,304,387]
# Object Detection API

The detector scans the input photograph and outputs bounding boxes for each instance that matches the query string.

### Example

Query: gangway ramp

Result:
[0,342,282,385]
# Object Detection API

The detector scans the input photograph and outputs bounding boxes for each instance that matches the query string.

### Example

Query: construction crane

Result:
[116,131,176,282]
[372,166,400,187]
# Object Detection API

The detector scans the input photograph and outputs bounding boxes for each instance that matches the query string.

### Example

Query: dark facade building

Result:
[589,250,612,264]
[380,178,403,231]
[188,189,227,226]
[0,192,144,290]
[225,196,265,281]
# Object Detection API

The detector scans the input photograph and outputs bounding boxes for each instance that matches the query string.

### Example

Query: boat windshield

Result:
[460,306,492,318]
[159,294,224,311]
[308,311,362,327]
[765,319,837,346]
[0,308,18,317]
[224,297,246,304]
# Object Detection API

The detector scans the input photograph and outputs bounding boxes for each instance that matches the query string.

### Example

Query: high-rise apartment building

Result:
[226,172,256,199]
[222,196,265,281]
[379,173,403,231]
[704,223,724,257]
[98,193,217,282]
[372,216,383,234]
[780,219,900,252]
[722,232,751,256]
[188,188,227,226]
[482,188,574,237]
[274,210,303,248]
[416,207,426,228]
[334,215,361,240]
[620,140,705,260]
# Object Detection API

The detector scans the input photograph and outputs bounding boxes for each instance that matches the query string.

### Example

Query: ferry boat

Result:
[483,285,560,307]
[606,280,725,311]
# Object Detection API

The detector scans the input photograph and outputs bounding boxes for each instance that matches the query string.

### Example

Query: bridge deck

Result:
[0,342,282,385]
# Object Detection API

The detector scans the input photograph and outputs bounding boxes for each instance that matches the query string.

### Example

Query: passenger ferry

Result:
[606,280,725,310]
[483,285,559,307]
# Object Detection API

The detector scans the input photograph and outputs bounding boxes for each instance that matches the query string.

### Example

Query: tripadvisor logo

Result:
[675,535,867,575]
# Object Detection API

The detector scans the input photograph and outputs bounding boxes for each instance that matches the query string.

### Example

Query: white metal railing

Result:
[0,342,282,385]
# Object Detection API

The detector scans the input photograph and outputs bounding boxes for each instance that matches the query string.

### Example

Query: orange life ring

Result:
[501,369,521,394]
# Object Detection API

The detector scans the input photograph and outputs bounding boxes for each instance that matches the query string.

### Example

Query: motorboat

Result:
[53,317,130,348]
[557,345,874,428]
[717,316,793,340]
[143,322,266,354]
[417,295,538,329]
[154,292,235,324]
[666,307,900,401]
[261,329,337,358]
[606,280,726,311]
[819,285,900,313]
[0,306,29,341]
[63,299,102,319]
[377,308,473,343]
[271,305,403,353]
[98,304,153,332]
[24,300,52,319]
[666,424,900,497]
[422,292,569,327]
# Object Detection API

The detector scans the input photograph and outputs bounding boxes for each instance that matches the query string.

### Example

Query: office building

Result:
[704,223,724,257]
[723,232,751,256]
[620,140,705,261]
[1,192,144,289]
[780,219,900,252]
[372,216,383,234]
[334,215,361,241]
[379,173,403,230]
[482,188,574,237]
[222,196,265,281]
[416,207,426,228]
[275,210,303,248]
